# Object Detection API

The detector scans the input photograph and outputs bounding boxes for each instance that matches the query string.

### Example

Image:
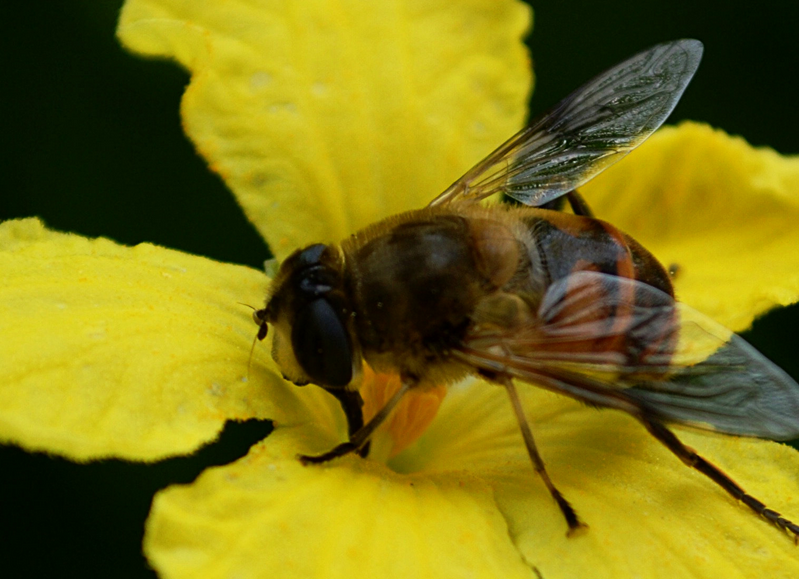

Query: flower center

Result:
[359,366,447,463]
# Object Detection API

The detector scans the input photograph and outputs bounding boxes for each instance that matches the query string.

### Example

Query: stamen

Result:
[360,366,447,461]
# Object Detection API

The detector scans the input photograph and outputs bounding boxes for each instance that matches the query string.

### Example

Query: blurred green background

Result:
[2,1,798,577]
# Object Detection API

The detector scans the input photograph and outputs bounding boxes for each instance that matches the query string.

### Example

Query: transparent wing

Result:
[430,39,703,208]
[459,271,799,440]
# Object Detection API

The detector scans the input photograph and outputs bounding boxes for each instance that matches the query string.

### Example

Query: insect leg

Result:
[500,375,588,535]
[640,416,799,543]
[322,387,370,457]
[539,190,594,217]
[299,378,412,464]
[565,190,594,218]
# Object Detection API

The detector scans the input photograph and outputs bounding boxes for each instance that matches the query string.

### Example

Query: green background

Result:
[2,1,798,577]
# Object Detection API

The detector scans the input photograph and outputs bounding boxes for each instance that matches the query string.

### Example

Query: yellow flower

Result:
[3,1,799,578]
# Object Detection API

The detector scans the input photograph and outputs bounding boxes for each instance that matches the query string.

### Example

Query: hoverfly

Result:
[253,39,799,539]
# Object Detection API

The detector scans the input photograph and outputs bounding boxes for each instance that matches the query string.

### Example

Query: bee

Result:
[253,39,799,539]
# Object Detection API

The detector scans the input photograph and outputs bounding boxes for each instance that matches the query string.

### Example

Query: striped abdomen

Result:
[522,209,676,378]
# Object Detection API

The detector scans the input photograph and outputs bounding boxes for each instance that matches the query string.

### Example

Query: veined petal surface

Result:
[395,382,799,579]
[117,0,532,259]
[144,425,534,579]
[145,379,799,579]
[0,218,338,460]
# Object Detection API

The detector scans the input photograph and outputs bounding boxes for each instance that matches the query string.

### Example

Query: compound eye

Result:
[291,298,353,387]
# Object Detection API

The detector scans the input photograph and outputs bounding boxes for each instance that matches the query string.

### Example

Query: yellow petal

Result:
[583,122,799,331]
[144,427,534,579]
[396,382,799,578]
[117,0,532,258]
[145,377,799,579]
[0,218,340,461]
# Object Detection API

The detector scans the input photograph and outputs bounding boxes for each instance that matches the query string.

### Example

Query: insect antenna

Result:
[238,302,268,382]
